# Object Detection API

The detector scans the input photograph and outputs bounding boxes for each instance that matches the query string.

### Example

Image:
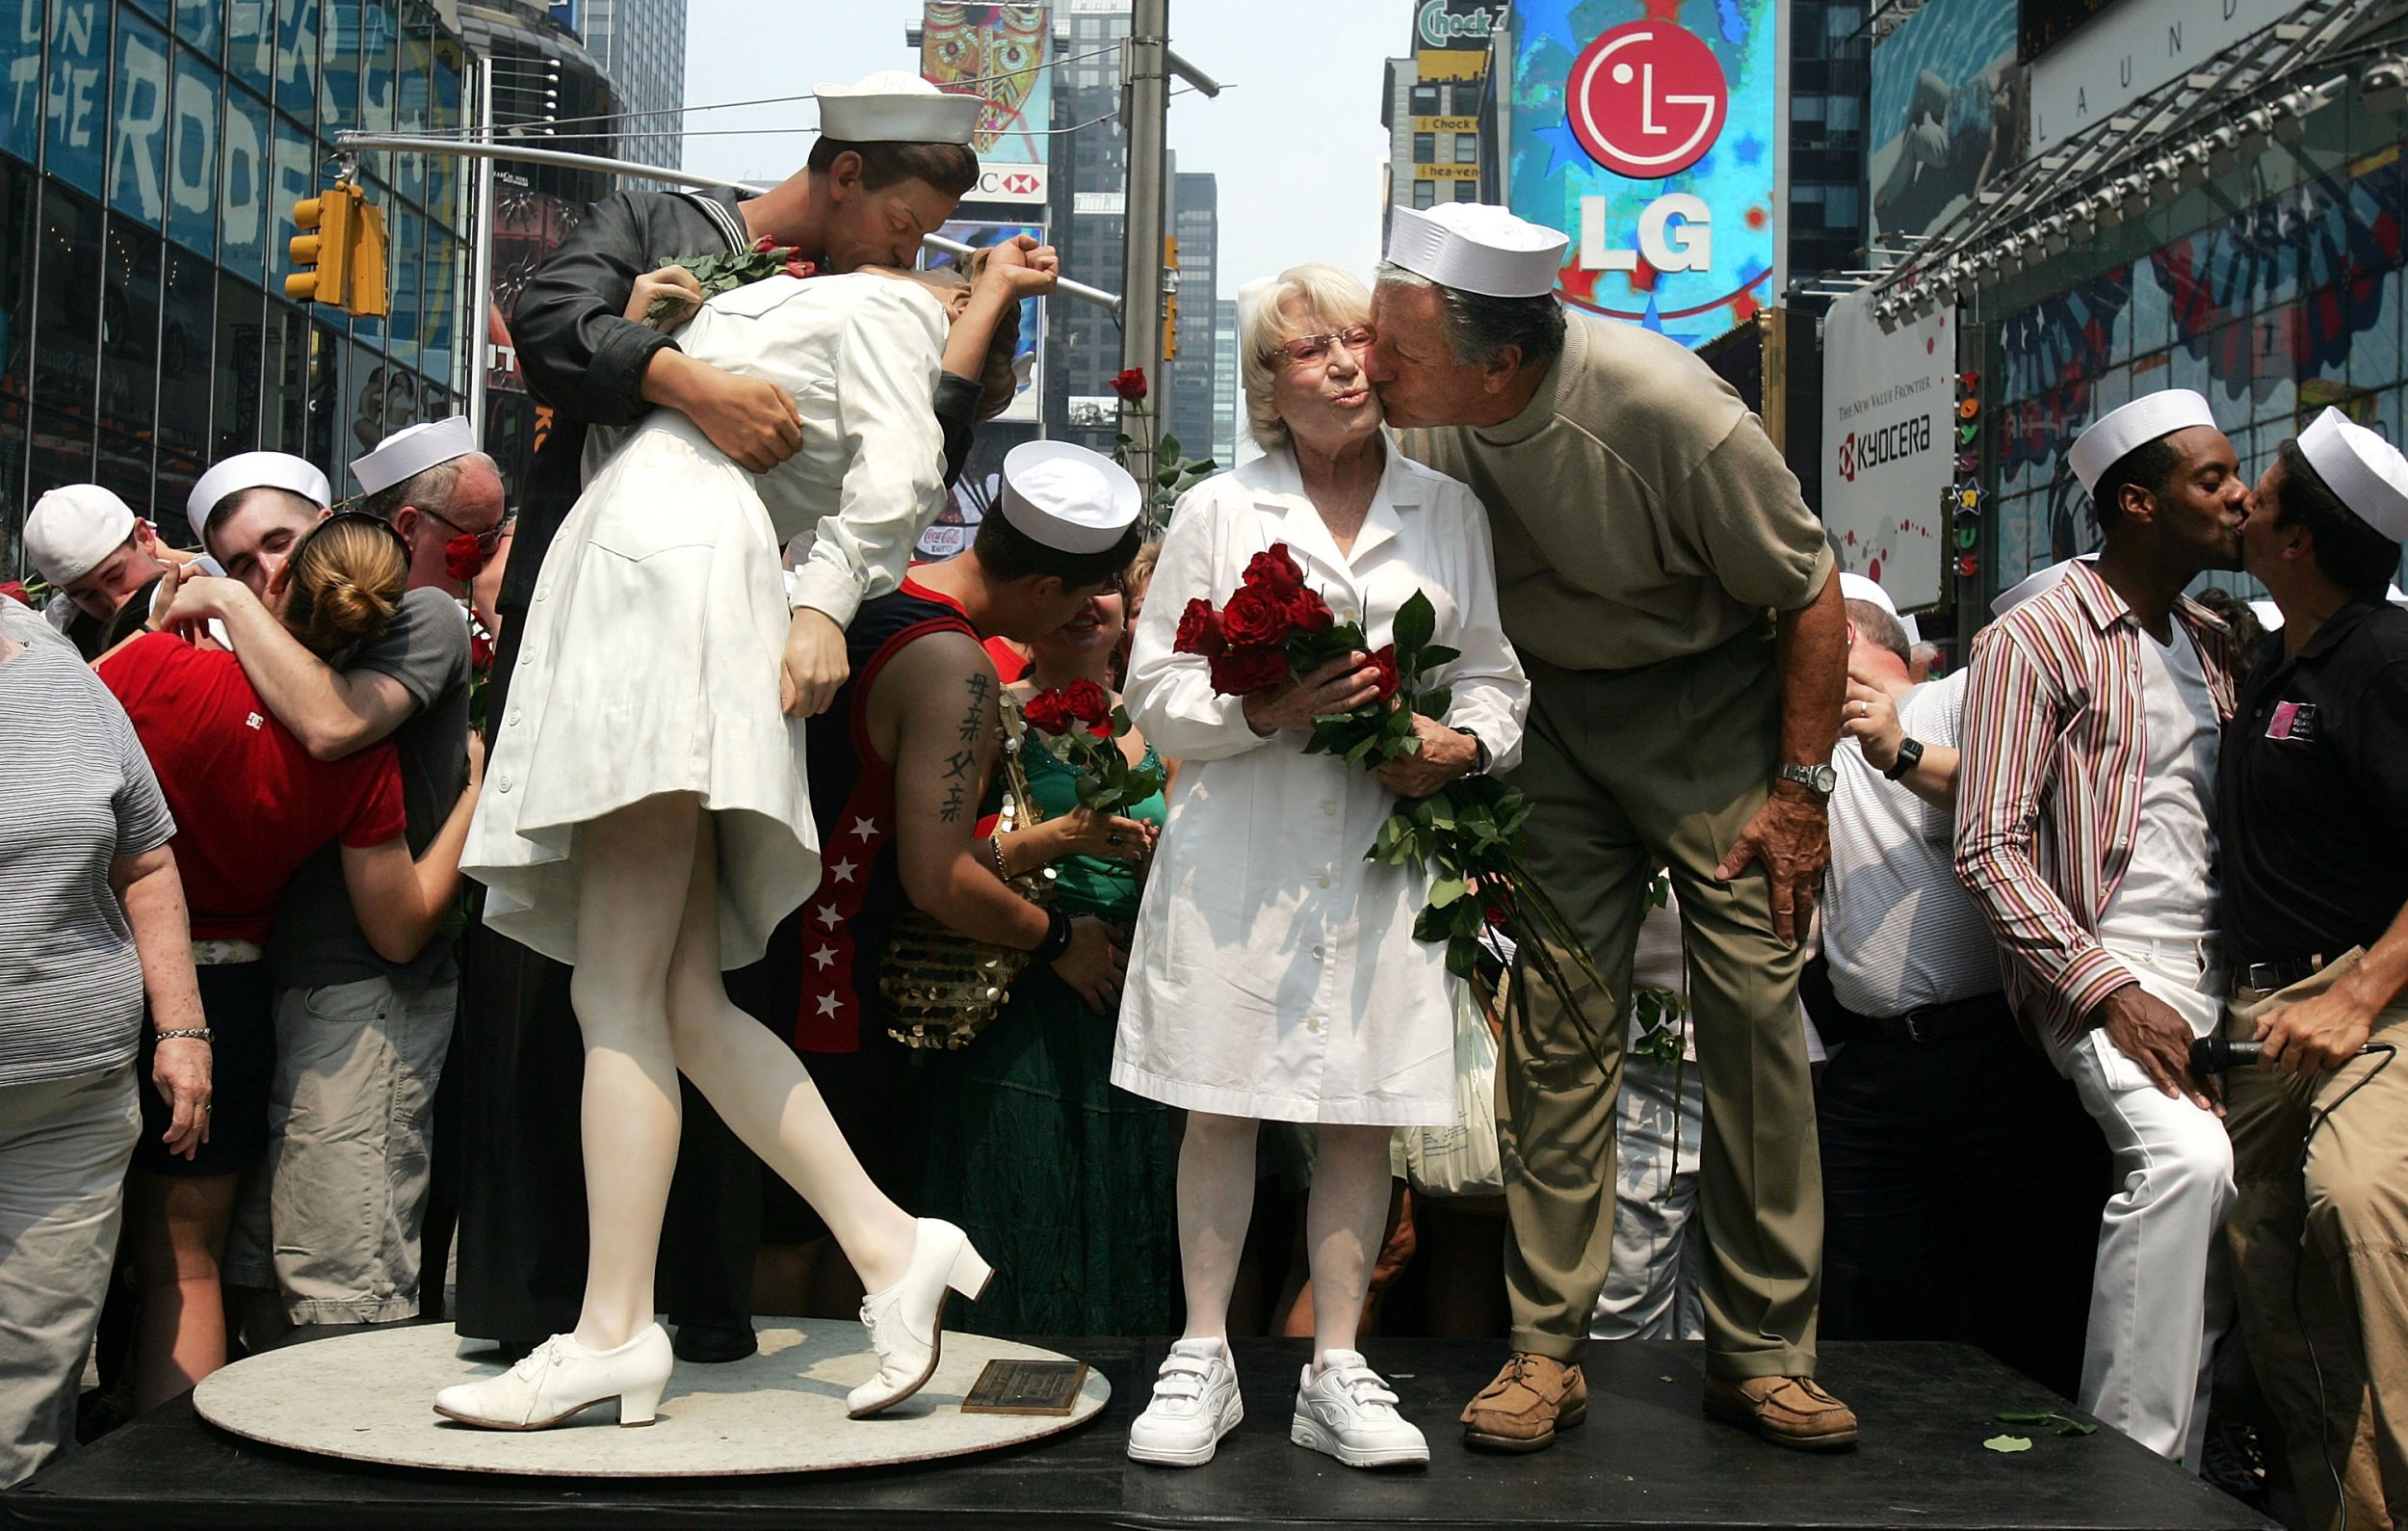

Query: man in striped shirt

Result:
[1956,389,2247,1468]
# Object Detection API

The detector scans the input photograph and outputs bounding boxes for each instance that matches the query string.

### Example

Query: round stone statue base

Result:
[192,1321,1110,1477]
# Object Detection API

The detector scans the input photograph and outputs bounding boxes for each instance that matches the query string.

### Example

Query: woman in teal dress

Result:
[921,577,1180,1336]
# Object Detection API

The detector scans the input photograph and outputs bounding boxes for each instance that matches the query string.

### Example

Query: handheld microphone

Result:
[2190,1036,2382,1073]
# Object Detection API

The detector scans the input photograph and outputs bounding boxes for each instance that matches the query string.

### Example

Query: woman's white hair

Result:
[1238,262,1374,454]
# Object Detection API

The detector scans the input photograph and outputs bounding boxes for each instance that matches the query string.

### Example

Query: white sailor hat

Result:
[998,441,1139,555]
[1838,570,1922,646]
[1384,202,1568,300]
[25,484,138,585]
[1990,554,2099,619]
[352,416,477,498]
[2068,390,2218,495]
[2295,407,2408,543]
[189,452,332,550]
[815,70,982,146]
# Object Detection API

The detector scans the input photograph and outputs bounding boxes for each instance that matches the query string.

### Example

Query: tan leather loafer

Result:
[1460,1352,1587,1453]
[1703,1373,1859,1451]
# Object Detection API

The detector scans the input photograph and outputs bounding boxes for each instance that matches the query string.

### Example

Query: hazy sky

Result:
[677,0,1407,302]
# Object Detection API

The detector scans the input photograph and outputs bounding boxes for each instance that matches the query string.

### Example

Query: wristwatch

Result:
[1883,736,1925,782]
[1774,761,1838,800]
[1452,726,1491,776]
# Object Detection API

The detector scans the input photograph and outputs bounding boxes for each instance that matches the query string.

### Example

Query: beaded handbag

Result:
[878,697,1058,1049]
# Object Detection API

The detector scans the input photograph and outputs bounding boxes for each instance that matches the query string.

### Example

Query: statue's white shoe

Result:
[432,1324,674,1431]
[1290,1350,1428,1468]
[846,1219,994,1418]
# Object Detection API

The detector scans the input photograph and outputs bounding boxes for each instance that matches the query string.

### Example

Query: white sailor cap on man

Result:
[998,441,1139,555]
[2295,407,2408,543]
[188,451,332,550]
[353,416,477,498]
[24,485,138,585]
[814,70,982,146]
[1383,202,1568,299]
[1838,570,1923,646]
[2067,389,2219,496]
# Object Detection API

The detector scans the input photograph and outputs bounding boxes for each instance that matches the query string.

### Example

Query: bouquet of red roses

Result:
[1018,676,1165,815]
[1174,543,1606,1019]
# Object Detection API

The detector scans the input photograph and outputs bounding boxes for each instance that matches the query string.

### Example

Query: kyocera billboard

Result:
[1504,0,1781,350]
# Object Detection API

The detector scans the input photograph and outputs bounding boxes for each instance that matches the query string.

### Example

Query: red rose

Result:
[1220,586,1289,648]
[782,258,815,279]
[470,632,495,670]
[1173,597,1226,657]
[1021,688,1073,735]
[1368,644,1400,701]
[1283,586,1333,637]
[752,234,777,253]
[1242,543,1305,596]
[1109,367,1148,403]
[0,580,27,608]
[1208,644,1291,696]
[444,532,486,583]
[1063,677,1112,727]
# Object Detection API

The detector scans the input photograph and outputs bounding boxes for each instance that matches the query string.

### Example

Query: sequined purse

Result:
[879,698,1058,1049]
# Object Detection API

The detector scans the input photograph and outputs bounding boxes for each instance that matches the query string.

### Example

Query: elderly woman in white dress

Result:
[442,261,1034,1433]
[1113,264,1528,1470]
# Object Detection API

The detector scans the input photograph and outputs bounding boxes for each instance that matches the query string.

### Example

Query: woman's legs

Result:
[1303,1123,1396,1369]
[125,1171,239,1412]
[1176,1111,1261,1342]
[663,814,913,1295]
[566,794,700,1352]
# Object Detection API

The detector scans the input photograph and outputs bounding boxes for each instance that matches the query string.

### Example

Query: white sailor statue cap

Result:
[352,416,477,498]
[1383,201,1568,299]
[24,484,137,585]
[998,441,1139,554]
[2296,407,2408,543]
[188,451,332,549]
[815,70,982,146]
[2067,389,2218,495]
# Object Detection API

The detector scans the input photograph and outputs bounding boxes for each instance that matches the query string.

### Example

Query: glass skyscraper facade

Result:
[570,0,683,175]
[0,0,472,565]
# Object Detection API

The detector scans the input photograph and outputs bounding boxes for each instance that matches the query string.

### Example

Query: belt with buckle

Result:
[2232,954,2327,997]
[1867,991,2009,1043]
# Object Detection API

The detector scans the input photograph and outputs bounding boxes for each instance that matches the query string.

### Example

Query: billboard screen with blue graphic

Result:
[1505,0,1781,352]
[1869,0,2021,248]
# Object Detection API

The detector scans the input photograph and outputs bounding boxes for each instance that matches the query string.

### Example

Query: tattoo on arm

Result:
[937,673,993,824]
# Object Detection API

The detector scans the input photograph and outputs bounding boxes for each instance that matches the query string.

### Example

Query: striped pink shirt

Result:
[1954,560,2238,1044]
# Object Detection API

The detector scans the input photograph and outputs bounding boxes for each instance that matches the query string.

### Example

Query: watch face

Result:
[1813,763,1838,794]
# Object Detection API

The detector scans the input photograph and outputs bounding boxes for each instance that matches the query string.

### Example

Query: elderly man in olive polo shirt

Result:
[1365,202,1850,1453]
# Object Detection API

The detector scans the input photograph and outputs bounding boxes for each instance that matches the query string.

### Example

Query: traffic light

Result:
[285,183,390,318]
[286,187,355,307]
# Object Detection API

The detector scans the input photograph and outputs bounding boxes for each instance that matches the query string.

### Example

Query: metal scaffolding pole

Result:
[1116,0,1168,489]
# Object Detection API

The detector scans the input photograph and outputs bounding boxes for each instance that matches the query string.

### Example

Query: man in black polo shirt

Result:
[2218,407,2408,1531]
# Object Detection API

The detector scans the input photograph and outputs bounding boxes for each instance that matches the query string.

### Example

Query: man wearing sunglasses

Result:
[162,445,475,1352]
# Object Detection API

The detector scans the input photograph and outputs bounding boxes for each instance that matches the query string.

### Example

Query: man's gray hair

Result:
[1376,263,1567,375]
[1844,598,1912,670]
[360,450,500,526]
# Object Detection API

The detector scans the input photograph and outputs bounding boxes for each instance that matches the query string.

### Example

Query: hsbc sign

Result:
[972,163,1049,206]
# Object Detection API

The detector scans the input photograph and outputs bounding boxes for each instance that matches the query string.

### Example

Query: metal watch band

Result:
[154,1027,215,1044]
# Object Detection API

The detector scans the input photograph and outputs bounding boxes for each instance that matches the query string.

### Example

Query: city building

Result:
[558,0,685,177]
[1861,0,2408,616]
[1166,169,1216,462]
[1788,1,1870,289]
[0,0,476,566]
[1377,2,1500,245]
[1211,295,1238,466]
[1044,0,1130,453]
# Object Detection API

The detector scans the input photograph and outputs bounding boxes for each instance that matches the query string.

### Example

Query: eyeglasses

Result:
[420,504,507,555]
[1265,326,1375,371]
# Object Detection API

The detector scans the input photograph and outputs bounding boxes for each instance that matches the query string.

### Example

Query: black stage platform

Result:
[5,1338,2274,1530]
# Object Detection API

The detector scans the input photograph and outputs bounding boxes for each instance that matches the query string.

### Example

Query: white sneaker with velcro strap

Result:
[1290,1349,1428,1468]
[1126,1337,1243,1466]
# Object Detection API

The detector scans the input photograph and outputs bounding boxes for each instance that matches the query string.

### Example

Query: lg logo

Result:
[1567,21,1728,181]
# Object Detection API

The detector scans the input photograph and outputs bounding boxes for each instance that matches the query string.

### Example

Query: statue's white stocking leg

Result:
[664,812,915,1296]
[567,792,698,1353]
